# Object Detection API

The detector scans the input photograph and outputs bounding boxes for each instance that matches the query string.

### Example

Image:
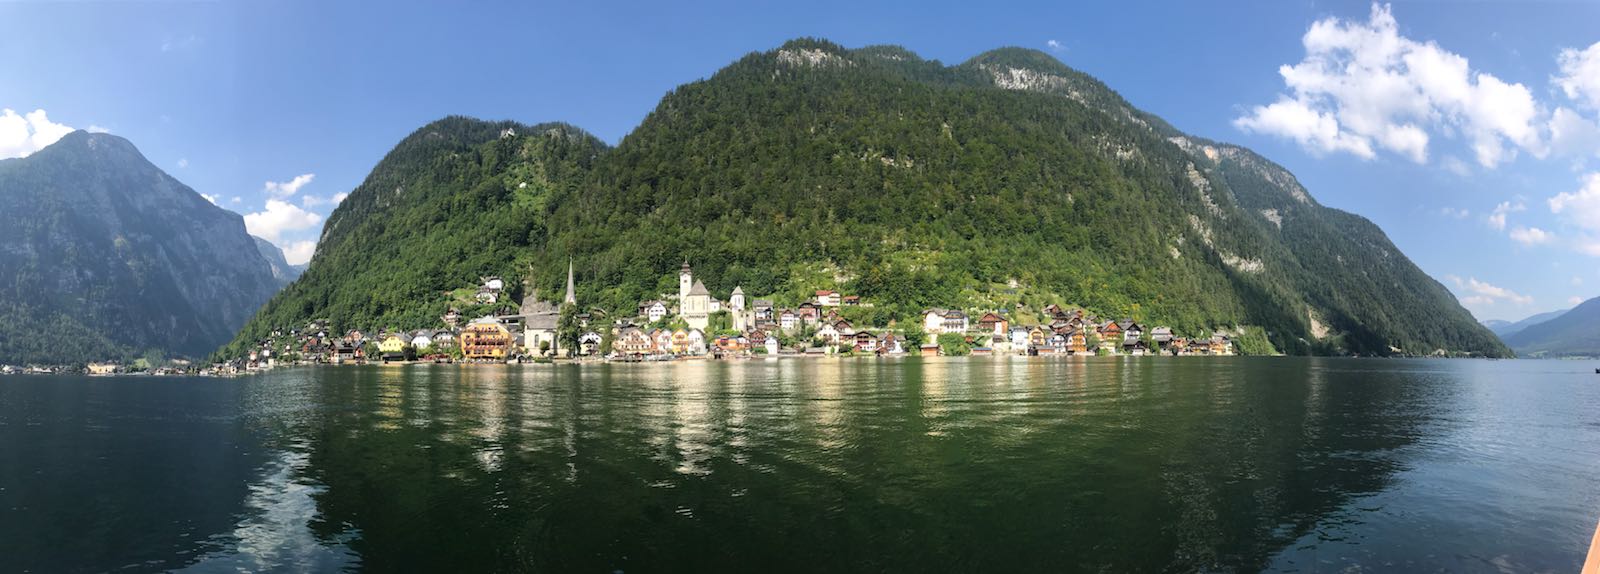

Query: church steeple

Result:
[563,258,577,306]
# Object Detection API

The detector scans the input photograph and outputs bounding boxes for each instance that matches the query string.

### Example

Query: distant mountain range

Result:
[1502,298,1600,358]
[1481,308,1568,339]
[0,131,287,364]
[220,38,1508,359]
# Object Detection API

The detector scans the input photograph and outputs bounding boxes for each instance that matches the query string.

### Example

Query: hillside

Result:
[0,131,283,364]
[1503,297,1600,357]
[221,39,1509,358]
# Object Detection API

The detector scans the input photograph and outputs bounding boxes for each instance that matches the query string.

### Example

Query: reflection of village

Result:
[225,261,1233,373]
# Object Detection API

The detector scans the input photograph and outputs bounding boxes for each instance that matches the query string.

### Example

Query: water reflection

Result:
[4,358,1598,572]
[177,442,359,572]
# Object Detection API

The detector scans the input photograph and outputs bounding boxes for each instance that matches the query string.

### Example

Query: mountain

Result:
[1482,308,1568,338]
[222,39,1509,358]
[0,131,283,364]
[253,236,306,285]
[1503,298,1600,357]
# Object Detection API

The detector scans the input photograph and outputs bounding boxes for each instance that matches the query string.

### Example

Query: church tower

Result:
[564,258,577,306]
[679,261,692,308]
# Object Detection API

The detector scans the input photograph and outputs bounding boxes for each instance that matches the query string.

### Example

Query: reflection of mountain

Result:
[286,360,1427,571]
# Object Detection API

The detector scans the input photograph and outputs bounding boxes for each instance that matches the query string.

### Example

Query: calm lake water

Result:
[2,357,1598,573]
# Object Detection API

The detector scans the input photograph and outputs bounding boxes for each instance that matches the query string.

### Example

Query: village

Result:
[207,261,1235,374]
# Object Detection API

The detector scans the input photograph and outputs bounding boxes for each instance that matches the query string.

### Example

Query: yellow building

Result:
[461,317,512,360]
[378,335,410,361]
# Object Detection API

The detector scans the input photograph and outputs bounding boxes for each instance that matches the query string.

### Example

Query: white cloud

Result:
[1046,39,1064,53]
[1237,3,1544,168]
[1549,173,1600,256]
[1549,172,1600,232]
[1448,274,1533,305]
[280,240,316,266]
[1547,107,1600,158]
[177,157,189,169]
[1572,276,1584,286]
[300,191,348,209]
[243,199,323,242]
[1509,226,1553,245]
[200,193,220,205]
[1486,199,1525,231]
[1555,41,1600,111]
[1570,296,1586,306]
[0,108,77,159]
[231,196,242,204]
[86,125,110,134]
[1439,206,1470,219]
[263,173,315,199]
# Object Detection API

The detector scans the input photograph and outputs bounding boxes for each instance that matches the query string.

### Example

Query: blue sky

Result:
[3,1,1598,322]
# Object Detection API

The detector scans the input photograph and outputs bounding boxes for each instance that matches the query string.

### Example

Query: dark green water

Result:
[2,357,1598,572]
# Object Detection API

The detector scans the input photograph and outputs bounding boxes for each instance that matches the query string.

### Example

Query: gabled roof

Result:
[688,280,711,297]
[732,286,744,295]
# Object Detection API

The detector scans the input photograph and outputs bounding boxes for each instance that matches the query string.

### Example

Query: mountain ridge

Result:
[0,131,283,364]
[221,39,1508,358]
[1503,297,1599,357]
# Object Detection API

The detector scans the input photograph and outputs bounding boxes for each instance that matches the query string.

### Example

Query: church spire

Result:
[563,258,577,306]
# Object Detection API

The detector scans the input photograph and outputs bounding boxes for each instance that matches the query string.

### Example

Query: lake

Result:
[2,357,1597,572]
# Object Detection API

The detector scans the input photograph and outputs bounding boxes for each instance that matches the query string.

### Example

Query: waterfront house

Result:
[942,311,969,333]
[461,316,513,360]
[1212,332,1235,356]
[378,334,409,361]
[410,330,433,350]
[617,327,651,356]
[977,312,1007,336]
[854,331,878,353]
[1066,329,1088,354]
[687,329,707,355]
[920,343,940,357]
[1029,326,1048,350]
[333,341,357,363]
[86,362,118,375]
[817,322,840,345]
[652,329,673,355]
[1009,327,1031,352]
[578,331,603,356]
[779,310,799,332]
[1098,322,1123,353]
[878,332,904,354]
[1151,327,1174,350]
[1119,320,1145,346]
[431,330,456,350]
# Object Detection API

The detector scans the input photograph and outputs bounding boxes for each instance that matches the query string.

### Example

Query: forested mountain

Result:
[0,131,283,364]
[254,236,306,285]
[222,39,1509,358]
[1503,297,1600,357]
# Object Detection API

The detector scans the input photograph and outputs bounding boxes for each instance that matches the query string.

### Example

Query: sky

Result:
[2,0,1598,322]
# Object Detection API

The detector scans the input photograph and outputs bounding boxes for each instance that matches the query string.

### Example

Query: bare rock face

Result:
[0,131,282,363]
